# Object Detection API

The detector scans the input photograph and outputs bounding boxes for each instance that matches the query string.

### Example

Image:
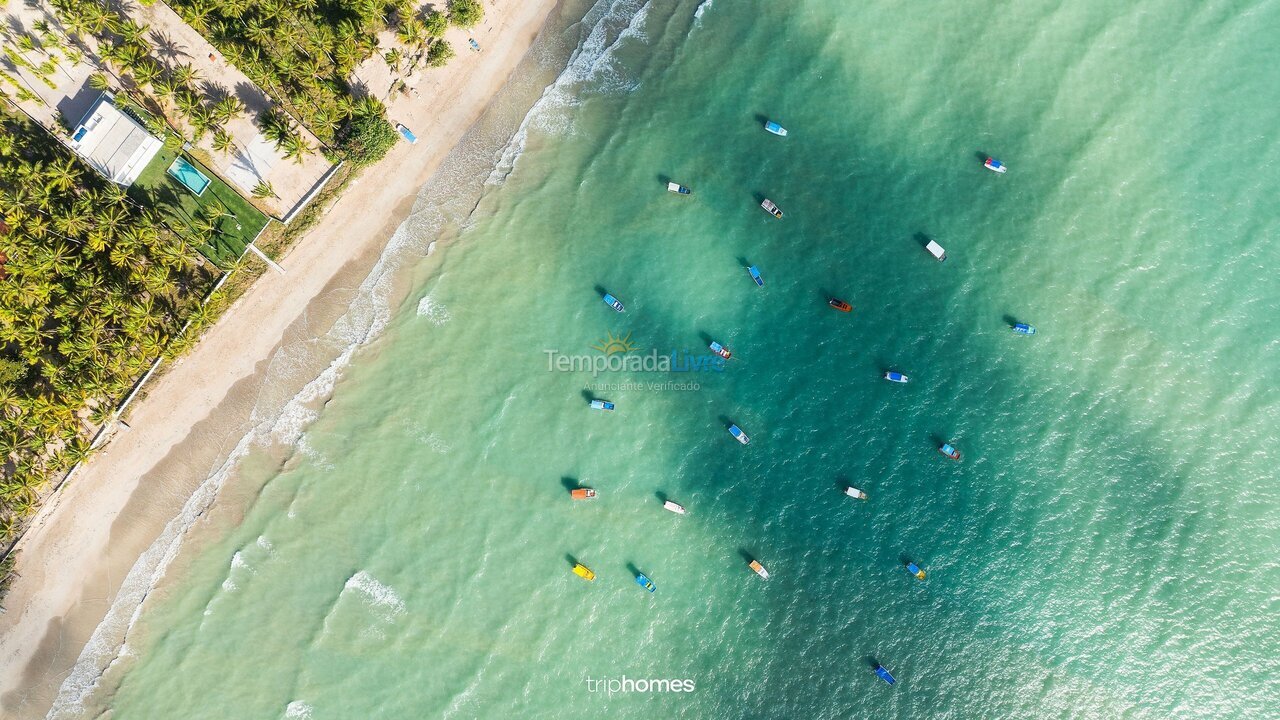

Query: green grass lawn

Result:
[130,146,269,268]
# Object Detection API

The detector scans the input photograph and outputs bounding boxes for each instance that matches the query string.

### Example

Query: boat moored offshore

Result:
[635,573,657,592]
[663,500,687,514]
[1013,323,1036,335]
[709,341,731,359]
[603,293,625,312]
[925,240,947,261]
[572,563,596,581]
[828,298,852,312]
[748,265,764,286]
[728,424,750,445]
[907,562,926,580]
[844,486,868,501]
[874,665,896,685]
[764,120,788,136]
[983,156,1007,173]
[589,399,616,411]
[748,559,770,579]
[571,488,597,500]
[939,443,961,460]
[761,199,783,218]
[667,181,691,194]
[884,371,909,383]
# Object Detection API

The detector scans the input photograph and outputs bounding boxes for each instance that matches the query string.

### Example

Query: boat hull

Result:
[572,563,596,581]
[729,425,750,445]
[663,500,686,514]
[1013,323,1036,335]
[570,488,596,500]
[939,443,961,460]
[602,293,625,312]
[828,299,852,312]
[635,574,657,592]
[764,121,788,136]
[983,157,1007,173]
[748,266,764,286]
[875,666,896,685]
[884,372,908,383]
[844,486,868,500]
[749,560,769,579]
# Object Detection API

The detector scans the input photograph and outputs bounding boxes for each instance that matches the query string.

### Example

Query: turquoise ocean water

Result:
[58,0,1280,717]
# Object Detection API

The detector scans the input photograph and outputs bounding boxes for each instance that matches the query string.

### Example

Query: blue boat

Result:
[884,371,909,384]
[875,665,896,685]
[589,399,615,411]
[395,123,417,144]
[906,562,926,580]
[939,443,961,461]
[748,265,764,286]
[764,120,788,137]
[635,573,656,592]
[728,424,750,445]
[983,156,1007,173]
[1013,323,1036,335]
[603,293,625,312]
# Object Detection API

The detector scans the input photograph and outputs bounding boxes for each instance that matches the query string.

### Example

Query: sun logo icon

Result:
[592,331,638,356]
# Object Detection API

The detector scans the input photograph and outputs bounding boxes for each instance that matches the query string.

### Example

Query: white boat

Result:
[749,559,770,579]
[983,157,1007,173]
[844,486,868,500]
[761,199,783,219]
[667,181,691,194]
[925,240,946,261]
[764,120,788,136]
[884,371,909,384]
[728,424,750,445]
[663,500,686,514]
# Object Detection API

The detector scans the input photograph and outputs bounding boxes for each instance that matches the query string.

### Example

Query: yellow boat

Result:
[572,563,596,581]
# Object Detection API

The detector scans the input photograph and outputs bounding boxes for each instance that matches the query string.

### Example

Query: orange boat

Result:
[570,488,597,500]
[828,298,852,312]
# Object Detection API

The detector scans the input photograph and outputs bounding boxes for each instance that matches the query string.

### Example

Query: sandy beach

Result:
[0,0,561,716]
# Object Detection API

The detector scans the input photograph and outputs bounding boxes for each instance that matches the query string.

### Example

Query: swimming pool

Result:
[167,156,211,196]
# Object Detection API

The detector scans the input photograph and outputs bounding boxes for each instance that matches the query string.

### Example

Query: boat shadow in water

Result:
[592,284,609,300]
[1002,314,1021,328]
[560,476,580,492]
[580,388,601,404]
[625,562,642,576]
[564,553,582,568]
[654,490,670,504]
[913,232,935,252]
[973,150,991,164]
[863,655,882,670]
[752,113,770,127]
[737,548,757,563]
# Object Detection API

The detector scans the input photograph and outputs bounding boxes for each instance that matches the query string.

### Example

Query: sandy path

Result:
[0,1,561,716]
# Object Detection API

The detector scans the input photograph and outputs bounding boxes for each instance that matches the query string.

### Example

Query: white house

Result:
[68,93,162,187]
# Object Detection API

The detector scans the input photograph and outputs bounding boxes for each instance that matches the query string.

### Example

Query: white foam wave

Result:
[343,570,406,617]
[693,0,714,23]
[256,535,274,553]
[417,294,452,325]
[487,0,653,185]
[284,700,314,719]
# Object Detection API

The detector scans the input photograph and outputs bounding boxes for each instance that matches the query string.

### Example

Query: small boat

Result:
[925,240,947,261]
[589,399,616,411]
[1013,323,1036,335]
[603,293,625,312]
[748,559,769,579]
[728,424,750,445]
[663,500,686,514]
[468,38,481,52]
[572,563,596,581]
[764,120,788,136]
[570,488,597,500]
[635,573,656,592]
[844,486,868,500]
[828,298,852,312]
[748,265,764,286]
[939,443,961,460]
[984,157,1007,173]
[884,371,909,383]
[667,181,691,195]
[760,199,783,219]
[874,665,896,685]
[907,562,926,580]
[709,341,731,359]
[395,123,417,144]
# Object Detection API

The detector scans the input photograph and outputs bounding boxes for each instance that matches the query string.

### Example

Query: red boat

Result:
[571,488,597,500]
[828,298,852,312]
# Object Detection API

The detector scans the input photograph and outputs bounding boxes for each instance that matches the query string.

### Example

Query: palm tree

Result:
[211,128,234,154]
[281,133,311,164]
[45,158,79,192]
[251,180,277,199]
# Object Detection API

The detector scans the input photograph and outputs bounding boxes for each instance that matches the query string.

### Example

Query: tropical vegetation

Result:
[0,106,217,564]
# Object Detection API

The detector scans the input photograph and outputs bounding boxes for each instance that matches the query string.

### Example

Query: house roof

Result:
[69,93,162,187]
